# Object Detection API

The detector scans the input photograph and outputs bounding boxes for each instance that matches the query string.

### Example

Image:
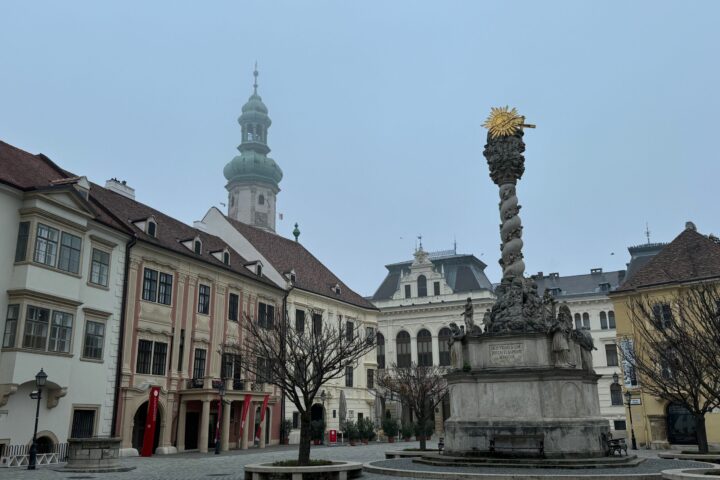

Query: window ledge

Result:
[87,281,110,291]
[80,356,104,364]
[0,347,74,358]
[29,261,83,279]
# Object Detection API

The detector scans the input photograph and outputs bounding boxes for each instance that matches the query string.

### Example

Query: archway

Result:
[667,403,698,445]
[131,401,161,454]
[35,436,54,454]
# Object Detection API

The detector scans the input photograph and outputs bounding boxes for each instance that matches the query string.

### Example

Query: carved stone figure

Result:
[448,322,464,342]
[551,304,575,367]
[573,326,596,372]
[461,298,476,333]
[482,309,491,333]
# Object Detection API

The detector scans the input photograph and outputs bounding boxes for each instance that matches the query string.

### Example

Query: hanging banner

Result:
[141,386,161,457]
[239,394,252,439]
[255,394,270,441]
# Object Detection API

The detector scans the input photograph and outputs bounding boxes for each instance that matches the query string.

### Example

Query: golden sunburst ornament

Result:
[482,106,535,138]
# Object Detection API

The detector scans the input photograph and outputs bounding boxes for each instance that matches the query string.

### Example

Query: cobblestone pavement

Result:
[0,442,714,480]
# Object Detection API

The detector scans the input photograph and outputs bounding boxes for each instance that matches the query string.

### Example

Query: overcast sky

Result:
[2,1,718,297]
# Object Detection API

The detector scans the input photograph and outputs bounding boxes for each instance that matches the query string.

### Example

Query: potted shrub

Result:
[414,420,434,444]
[359,417,375,445]
[401,423,414,442]
[345,420,359,446]
[280,419,293,445]
[382,418,399,443]
[310,420,324,445]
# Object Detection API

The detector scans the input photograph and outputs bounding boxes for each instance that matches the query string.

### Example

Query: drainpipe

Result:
[280,286,293,444]
[111,234,137,437]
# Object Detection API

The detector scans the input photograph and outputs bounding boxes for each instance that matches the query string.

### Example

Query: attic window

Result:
[147,220,157,237]
[194,239,202,255]
[223,251,230,265]
[290,273,296,283]
[599,282,611,292]
[549,288,562,297]
[257,264,262,277]
[333,283,342,295]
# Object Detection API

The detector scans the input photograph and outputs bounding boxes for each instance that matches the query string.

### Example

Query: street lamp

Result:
[624,390,638,450]
[214,380,226,455]
[28,368,48,470]
[320,390,327,445]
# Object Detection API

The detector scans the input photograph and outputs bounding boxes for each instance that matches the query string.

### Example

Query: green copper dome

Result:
[223,67,282,188]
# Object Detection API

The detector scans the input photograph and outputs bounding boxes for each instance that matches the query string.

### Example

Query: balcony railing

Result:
[187,378,204,389]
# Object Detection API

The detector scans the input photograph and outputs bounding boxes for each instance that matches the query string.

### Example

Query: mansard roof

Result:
[372,252,494,300]
[614,226,720,292]
[224,215,377,310]
[532,269,626,298]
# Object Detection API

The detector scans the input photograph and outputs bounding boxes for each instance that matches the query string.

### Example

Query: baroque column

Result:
[199,399,210,453]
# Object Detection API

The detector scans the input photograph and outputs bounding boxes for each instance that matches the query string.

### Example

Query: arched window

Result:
[574,313,582,329]
[600,311,608,329]
[194,239,202,255]
[417,329,432,367]
[396,331,411,368]
[417,275,427,298]
[582,312,590,329]
[147,220,156,237]
[610,384,623,406]
[223,251,230,265]
[376,333,385,369]
[608,311,616,329]
[438,327,451,366]
[258,194,265,205]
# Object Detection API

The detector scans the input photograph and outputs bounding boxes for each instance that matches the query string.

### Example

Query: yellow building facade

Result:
[610,224,720,449]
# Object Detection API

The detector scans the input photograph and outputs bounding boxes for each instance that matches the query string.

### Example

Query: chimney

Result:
[537,272,544,278]
[105,178,135,200]
[591,268,602,274]
[686,221,697,232]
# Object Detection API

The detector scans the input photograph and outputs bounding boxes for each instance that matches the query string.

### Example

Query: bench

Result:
[603,433,628,456]
[489,434,544,457]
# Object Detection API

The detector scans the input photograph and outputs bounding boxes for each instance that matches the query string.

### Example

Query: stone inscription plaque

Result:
[489,343,524,365]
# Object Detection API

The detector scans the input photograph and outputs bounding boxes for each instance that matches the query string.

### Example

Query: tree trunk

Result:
[298,411,312,465]
[418,413,427,451]
[695,414,708,454]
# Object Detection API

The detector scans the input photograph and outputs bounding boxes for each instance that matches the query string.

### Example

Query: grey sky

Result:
[2,1,718,297]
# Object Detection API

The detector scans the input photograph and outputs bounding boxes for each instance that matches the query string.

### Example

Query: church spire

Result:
[253,61,259,95]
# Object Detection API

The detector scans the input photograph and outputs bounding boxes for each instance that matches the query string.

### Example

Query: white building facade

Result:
[0,143,129,452]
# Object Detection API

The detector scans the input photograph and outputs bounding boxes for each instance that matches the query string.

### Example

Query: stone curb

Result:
[661,466,720,479]
[245,460,362,479]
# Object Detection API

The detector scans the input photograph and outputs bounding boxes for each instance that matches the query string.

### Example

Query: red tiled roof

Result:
[224,216,377,310]
[0,140,68,189]
[614,227,720,292]
[90,185,281,289]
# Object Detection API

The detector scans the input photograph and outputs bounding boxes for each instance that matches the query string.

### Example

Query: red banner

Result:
[329,429,337,443]
[141,386,161,457]
[239,394,252,440]
[255,394,270,441]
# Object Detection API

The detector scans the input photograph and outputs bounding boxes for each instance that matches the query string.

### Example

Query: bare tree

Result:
[619,282,720,453]
[376,362,448,451]
[241,308,376,465]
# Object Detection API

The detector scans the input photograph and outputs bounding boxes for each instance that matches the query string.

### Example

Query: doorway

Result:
[667,403,698,445]
[184,411,199,450]
[131,401,161,454]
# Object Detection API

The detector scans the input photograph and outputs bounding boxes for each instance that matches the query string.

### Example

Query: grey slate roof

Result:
[531,269,626,298]
[372,253,493,300]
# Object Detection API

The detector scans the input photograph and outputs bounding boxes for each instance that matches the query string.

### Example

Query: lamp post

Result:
[613,372,637,450]
[320,390,327,446]
[28,368,48,470]
[214,380,226,455]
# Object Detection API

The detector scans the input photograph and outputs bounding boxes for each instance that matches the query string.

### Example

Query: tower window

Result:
[258,194,265,205]
[417,275,427,298]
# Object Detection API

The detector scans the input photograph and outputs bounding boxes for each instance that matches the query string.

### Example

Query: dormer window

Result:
[333,283,342,295]
[599,282,611,292]
[147,220,157,237]
[223,251,230,265]
[290,273,296,284]
[257,264,262,277]
[194,239,202,255]
[549,287,562,297]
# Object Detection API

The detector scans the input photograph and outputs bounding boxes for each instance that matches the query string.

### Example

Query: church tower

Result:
[223,66,283,232]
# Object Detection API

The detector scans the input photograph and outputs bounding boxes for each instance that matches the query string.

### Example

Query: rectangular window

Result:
[258,302,274,329]
[197,284,210,314]
[367,369,374,389]
[257,357,272,383]
[158,273,173,305]
[58,232,82,274]
[610,385,623,406]
[89,249,110,286]
[433,282,440,296]
[23,305,50,350]
[47,311,73,353]
[345,366,353,387]
[34,223,59,266]
[366,326,375,344]
[295,309,305,332]
[3,304,19,348]
[142,268,158,302]
[292,412,299,429]
[345,321,353,342]
[136,340,153,374]
[613,420,627,431]
[653,303,674,329]
[71,409,96,438]
[151,342,167,375]
[608,311,616,329]
[14,221,30,262]
[312,313,322,336]
[605,344,618,367]
[83,320,105,359]
[228,293,239,321]
[193,348,207,379]
[404,285,411,299]
[177,329,185,372]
